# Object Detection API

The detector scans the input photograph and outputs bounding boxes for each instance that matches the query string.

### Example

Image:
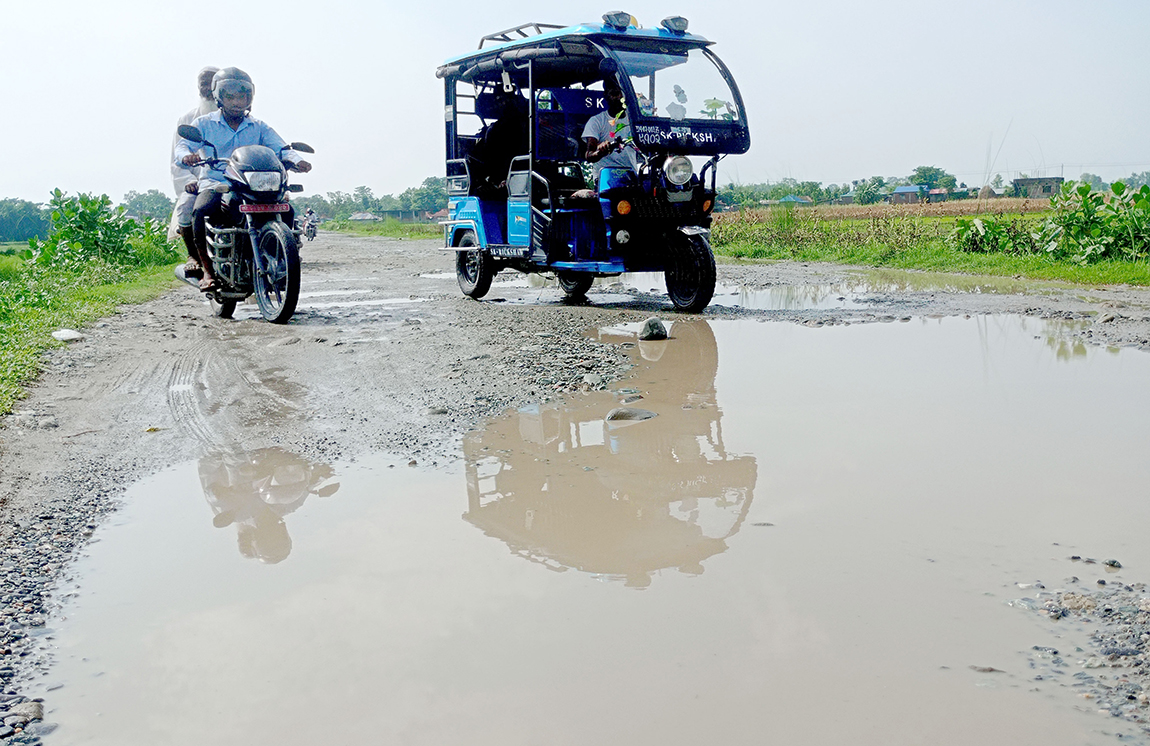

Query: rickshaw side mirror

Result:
[598,59,619,75]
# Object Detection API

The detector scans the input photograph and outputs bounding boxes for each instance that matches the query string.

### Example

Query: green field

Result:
[711,202,1150,287]
[327,219,442,240]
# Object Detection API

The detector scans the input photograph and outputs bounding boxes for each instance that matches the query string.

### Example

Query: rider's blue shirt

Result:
[173,111,302,184]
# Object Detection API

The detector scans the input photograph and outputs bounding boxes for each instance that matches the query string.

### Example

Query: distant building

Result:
[1011,177,1064,199]
[348,212,380,221]
[927,188,948,203]
[890,185,925,204]
[778,194,814,206]
[835,191,856,205]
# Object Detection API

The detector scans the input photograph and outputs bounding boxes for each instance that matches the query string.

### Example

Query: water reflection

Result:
[462,321,757,588]
[198,448,340,563]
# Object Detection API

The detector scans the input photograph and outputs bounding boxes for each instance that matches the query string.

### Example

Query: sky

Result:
[2,0,1148,205]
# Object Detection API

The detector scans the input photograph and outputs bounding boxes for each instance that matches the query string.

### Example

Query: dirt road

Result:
[2,231,1150,731]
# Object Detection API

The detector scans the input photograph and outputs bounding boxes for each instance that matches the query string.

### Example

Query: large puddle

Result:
[33,315,1150,744]
[441,267,1064,311]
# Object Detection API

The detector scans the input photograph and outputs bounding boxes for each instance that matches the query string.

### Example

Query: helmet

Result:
[212,67,255,111]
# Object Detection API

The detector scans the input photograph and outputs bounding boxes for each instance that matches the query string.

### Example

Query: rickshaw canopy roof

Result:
[437,22,716,88]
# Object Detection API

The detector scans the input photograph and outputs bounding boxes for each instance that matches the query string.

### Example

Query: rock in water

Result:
[638,318,667,341]
[605,407,657,423]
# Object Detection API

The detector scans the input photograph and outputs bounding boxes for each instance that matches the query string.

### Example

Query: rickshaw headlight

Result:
[615,200,632,216]
[664,156,693,186]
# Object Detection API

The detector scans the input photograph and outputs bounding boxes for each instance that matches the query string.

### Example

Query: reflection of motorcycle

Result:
[173,124,315,323]
[198,448,339,564]
[462,321,756,588]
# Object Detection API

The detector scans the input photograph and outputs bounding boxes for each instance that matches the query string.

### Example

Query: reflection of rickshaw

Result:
[198,448,340,564]
[437,13,750,312]
[461,321,757,588]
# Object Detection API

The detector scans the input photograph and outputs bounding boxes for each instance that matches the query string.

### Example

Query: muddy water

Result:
[39,316,1150,745]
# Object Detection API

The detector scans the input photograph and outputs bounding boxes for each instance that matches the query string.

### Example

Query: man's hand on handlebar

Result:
[182,154,203,167]
[289,160,312,173]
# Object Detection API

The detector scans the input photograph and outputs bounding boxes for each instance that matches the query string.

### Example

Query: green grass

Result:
[716,236,1150,286]
[328,219,442,240]
[712,209,1150,287]
[0,262,178,414]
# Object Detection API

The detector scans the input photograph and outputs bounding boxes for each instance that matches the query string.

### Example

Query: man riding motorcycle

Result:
[174,67,312,290]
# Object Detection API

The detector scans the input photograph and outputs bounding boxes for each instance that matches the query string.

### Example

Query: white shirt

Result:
[582,109,638,184]
[171,97,217,195]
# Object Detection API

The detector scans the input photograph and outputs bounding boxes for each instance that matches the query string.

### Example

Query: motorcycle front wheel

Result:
[253,221,301,324]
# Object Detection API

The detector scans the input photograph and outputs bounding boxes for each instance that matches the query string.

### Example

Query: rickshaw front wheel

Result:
[665,234,716,313]
[557,271,594,299]
[455,230,493,299]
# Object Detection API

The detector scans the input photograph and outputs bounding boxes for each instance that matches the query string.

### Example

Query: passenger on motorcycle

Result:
[174,67,312,290]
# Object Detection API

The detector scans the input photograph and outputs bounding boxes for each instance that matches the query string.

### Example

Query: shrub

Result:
[1037,181,1150,264]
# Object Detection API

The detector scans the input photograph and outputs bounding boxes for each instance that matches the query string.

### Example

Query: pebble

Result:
[50,329,84,342]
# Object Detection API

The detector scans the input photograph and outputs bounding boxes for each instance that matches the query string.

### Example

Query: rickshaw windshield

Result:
[608,44,741,124]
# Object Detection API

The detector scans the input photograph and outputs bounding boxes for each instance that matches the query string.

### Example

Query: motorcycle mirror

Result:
[177,124,205,143]
[290,142,315,154]
[315,483,340,498]
[287,184,304,193]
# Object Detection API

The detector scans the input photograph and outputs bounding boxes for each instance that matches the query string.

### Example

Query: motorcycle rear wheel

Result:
[254,221,301,324]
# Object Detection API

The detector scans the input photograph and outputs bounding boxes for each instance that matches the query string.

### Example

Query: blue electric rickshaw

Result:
[437,13,750,312]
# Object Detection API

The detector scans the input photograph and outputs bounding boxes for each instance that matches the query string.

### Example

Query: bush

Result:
[1037,181,1150,264]
[26,189,177,272]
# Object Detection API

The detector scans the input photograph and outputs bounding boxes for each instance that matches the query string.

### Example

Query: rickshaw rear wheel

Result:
[665,233,716,313]
[455,230,493,299]
[556,271,594,299]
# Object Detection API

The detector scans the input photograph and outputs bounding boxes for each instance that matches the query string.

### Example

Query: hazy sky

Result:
[3,0,1147,204]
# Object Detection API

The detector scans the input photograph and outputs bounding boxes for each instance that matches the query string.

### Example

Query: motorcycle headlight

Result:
[245,171,282,192]
[664,156,693,186]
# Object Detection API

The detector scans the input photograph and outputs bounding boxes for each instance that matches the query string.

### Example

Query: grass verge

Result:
[712,207,1150,287]
[0,264,178,414]
[716,237,1150,286]
[327,219,442,240]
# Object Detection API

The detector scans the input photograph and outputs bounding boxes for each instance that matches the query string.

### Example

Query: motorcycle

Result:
[304,217,317,241]
[173,124,315,323]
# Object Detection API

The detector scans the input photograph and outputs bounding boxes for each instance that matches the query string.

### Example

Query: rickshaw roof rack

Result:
[478,22,565,49]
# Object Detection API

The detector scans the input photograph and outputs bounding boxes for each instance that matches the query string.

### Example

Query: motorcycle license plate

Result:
[239,203,290,213]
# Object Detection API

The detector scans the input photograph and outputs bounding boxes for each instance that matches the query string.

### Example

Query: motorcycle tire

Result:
[664,233,716,313]
[253,221,301,324]
[455,230,494,299]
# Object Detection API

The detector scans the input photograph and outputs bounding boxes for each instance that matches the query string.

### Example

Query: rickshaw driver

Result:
[582,76,638,189]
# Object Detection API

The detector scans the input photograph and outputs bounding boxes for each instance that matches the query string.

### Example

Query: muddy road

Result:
[3,232,1150,744]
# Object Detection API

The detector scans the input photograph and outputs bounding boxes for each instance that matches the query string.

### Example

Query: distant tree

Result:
[1121,171,1150,189]
[0,198,48,242]
[991,174,1004,189]
[854,180,880,205]
[121,189,174,221]
[398,177,447,213]
[1080,173,1110,192]
[909,165,956,191]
